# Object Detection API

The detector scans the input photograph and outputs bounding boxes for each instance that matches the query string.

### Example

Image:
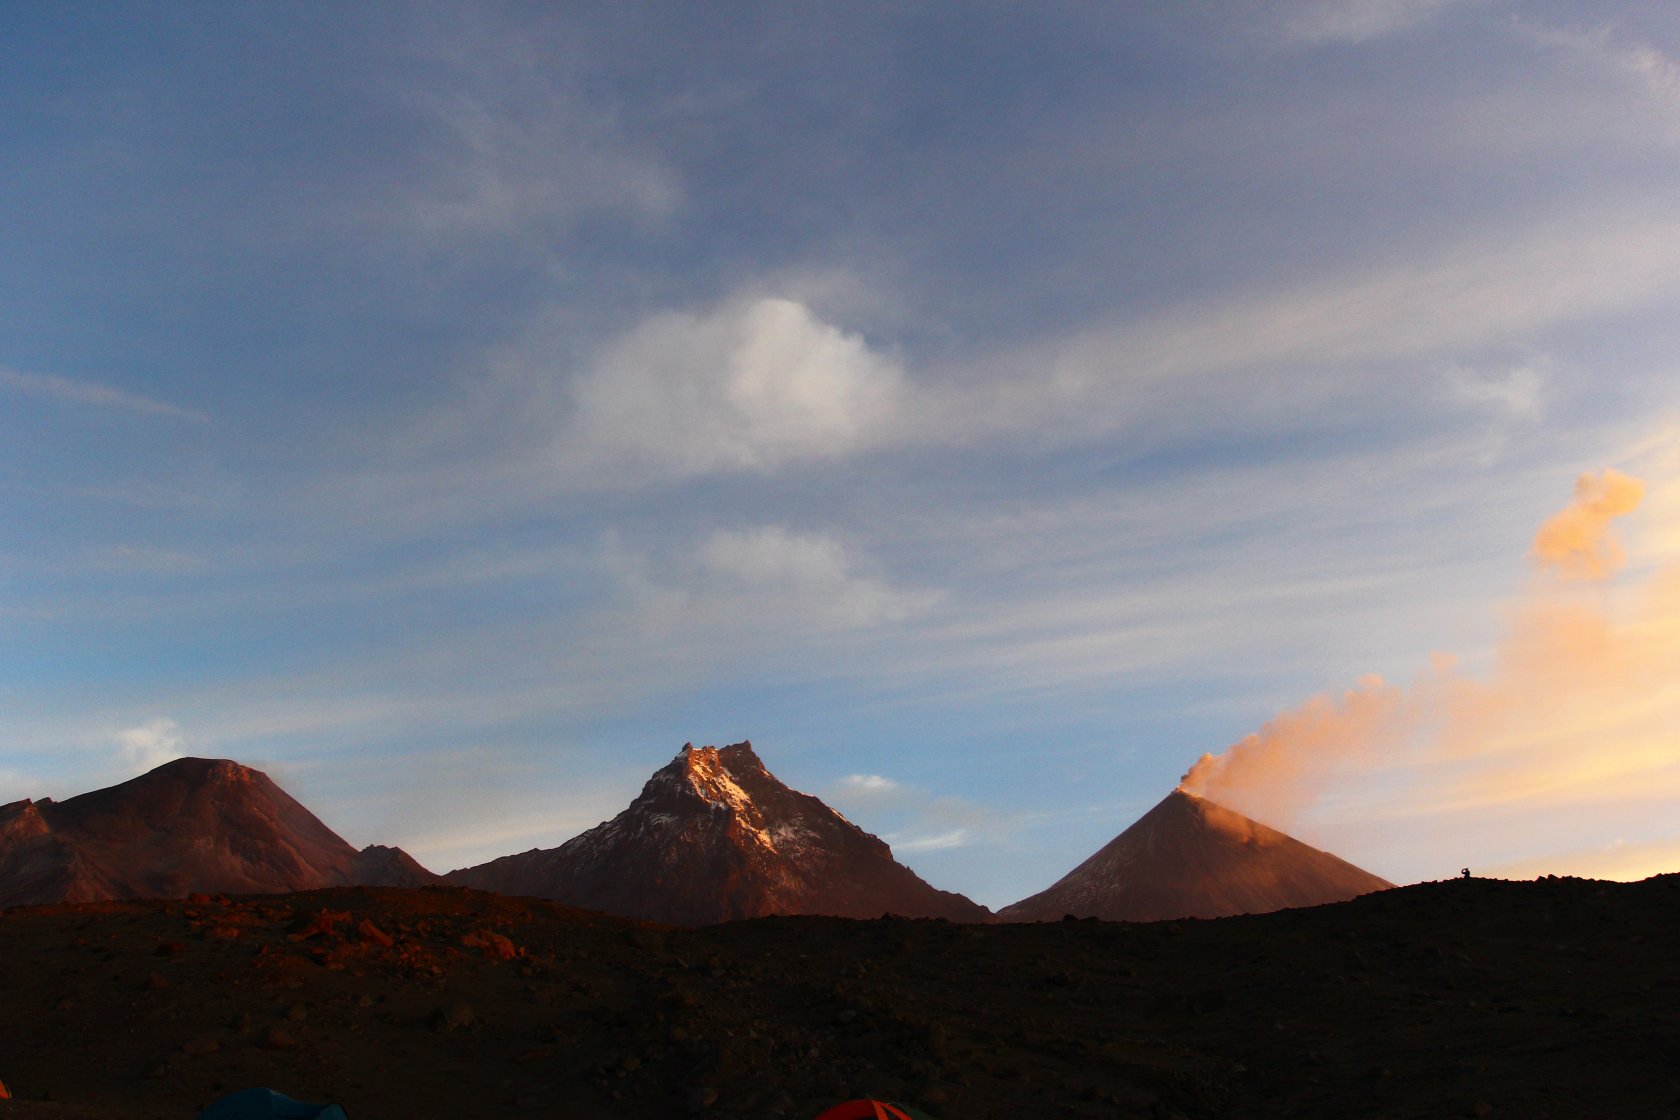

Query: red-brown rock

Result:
[0,759,441,908]
[997,789,1392,922]
[446,742,990,926]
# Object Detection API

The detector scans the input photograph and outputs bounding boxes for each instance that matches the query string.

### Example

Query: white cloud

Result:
[838,773,900,795]
[115,718,185,773]
[0,367,209,423]
[566,297,908,480]
[356,202,1680,522]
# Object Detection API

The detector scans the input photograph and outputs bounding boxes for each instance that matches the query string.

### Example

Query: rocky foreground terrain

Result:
[2,875,1678,1120]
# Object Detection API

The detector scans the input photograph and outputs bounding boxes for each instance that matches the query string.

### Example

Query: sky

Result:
[5,1,1680,909]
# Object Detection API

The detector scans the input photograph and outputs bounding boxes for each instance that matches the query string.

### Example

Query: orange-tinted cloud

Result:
[1531,468,1645,580]
[1180,468,1680,878]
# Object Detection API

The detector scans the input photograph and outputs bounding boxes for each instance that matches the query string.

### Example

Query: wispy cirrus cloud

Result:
[1445,361,1547,422]
[1525,20,1680,110]
[985,206,1680,434]
[364,198,1680,532]
[825,771,1027,856]
[591,524,938,659]
[891,828,974,853]
[561,205,1680,490]
[85,544,209,576]
[0,367,209,423]
[1281,0,1470,46]
[394,10,679,244]
[693,526,934,629]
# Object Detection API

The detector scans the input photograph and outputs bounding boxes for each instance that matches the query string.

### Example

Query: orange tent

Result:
[812,1101,920,1120]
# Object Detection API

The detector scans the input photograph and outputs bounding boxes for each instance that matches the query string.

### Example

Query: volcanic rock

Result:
[0,758,440,908]
[446,741,990,925]
[2,876,1677,1118]
[998,789,1391,922]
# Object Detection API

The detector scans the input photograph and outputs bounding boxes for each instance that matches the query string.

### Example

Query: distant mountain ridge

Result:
[998,789,1392,922]
[2,752,1395,926]
[0,757,438,908]
[447,741,991,925]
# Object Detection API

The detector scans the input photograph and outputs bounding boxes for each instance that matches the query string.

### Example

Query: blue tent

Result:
[196,1089,348,1120]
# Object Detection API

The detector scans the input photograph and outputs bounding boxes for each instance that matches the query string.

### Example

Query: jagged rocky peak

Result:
[145,756,258,785]
[665,741,767,808]
[678,740,764,775]
[447,740,991,925]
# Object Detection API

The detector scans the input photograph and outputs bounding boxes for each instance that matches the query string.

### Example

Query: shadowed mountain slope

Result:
[447,742,990,925]
[0,758,438,908]
[998,789,1392,922]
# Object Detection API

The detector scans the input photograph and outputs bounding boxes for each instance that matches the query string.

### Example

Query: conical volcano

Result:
[446,741,990,925]
[997,790,1391,923]
[0,758,437,908]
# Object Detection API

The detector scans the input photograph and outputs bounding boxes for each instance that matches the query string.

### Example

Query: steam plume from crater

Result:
[1531,469,1645,580]
[1178,468,1680,876]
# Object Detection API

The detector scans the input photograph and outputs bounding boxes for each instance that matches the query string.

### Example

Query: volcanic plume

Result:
[446,741,990,925]
[1177,466,1680,878]
[0,757,439,908]
[997,789,1391,922]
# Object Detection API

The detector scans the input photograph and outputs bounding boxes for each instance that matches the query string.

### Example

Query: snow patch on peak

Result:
[677,746,752,809]
[670,743,778,854]
[770,820,819,855]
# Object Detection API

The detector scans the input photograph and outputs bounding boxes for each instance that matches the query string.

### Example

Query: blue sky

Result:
[6,1,1680,907]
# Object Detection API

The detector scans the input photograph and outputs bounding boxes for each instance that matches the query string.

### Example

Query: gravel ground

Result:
[2,876,1678,1119]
